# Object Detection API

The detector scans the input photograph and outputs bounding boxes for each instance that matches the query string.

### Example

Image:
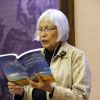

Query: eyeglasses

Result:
[36,27,57,33]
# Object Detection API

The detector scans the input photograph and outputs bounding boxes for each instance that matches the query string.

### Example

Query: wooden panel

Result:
[60,0,75,45]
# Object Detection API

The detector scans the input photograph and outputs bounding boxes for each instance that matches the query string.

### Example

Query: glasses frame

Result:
[36,27,57,33]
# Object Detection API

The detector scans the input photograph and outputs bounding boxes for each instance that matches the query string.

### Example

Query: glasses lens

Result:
[37,27,56,33]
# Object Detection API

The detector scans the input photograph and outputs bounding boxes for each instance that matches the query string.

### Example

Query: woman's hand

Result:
[28,73,54,93]
[8,82,24,95]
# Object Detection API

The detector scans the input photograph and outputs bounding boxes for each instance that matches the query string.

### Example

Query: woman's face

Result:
[38,20,58,50]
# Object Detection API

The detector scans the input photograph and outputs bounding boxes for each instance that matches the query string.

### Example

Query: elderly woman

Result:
[8,9,91,100]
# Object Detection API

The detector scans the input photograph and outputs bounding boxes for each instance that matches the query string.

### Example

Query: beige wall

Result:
[74,0,100,100]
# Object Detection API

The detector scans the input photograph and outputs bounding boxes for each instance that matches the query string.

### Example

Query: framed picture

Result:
[0,0,60,55]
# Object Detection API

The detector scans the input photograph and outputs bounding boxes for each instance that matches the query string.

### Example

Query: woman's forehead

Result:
[39,19,54,26]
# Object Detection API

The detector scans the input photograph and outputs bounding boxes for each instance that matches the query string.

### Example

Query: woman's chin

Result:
[42,45,53,50]
[42,44,49,49]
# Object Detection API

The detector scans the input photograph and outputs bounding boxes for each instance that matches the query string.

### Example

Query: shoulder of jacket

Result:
[62,42,85,56]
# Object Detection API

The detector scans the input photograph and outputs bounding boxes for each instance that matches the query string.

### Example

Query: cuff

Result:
[49,87,55,99]
[14,91,24,100]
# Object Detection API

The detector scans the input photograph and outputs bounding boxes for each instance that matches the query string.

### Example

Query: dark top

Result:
[14,43,61,100]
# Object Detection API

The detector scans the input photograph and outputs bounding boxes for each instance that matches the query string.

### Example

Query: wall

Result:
[74,0,100,100]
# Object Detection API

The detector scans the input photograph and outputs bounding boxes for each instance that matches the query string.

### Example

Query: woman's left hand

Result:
[28,73,54,93]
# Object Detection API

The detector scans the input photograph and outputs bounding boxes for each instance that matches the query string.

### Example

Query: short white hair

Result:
[34,9,70,42]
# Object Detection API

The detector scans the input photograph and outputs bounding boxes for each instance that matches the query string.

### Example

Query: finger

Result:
[14,87,24,95]
[15,85,23,89]
[12,86,23,91]
[8,85,16,90]
[34,73,43,82]
[8,82,16,86]
[28,79,38,87]
[8,83,22,90]
[9,89,19,95]
[27,77,31,82]
[28,78,36,85]
[9,88,15,95]
[9,87,24,95]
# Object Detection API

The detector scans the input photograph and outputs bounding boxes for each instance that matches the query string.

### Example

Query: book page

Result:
[18,48,42,59]
[18,49,55,82]
[0,60,29,86]
[0,53,18,59]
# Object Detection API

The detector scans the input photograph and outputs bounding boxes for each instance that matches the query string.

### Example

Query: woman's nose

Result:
[41,31,47,37]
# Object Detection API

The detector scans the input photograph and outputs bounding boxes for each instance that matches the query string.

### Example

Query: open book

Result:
[0,48,55,86]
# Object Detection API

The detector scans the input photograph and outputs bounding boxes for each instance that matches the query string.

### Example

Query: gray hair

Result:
[34,9,70,42]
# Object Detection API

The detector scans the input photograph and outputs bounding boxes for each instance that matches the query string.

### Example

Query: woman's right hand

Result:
[8,82,24,95]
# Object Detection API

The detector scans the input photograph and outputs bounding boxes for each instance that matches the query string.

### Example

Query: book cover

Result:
[0,49,55,86]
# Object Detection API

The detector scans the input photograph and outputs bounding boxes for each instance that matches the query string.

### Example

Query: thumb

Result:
[34,73,43,82]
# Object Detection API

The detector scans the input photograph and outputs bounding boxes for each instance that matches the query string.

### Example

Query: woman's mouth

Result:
[41,40,48,44]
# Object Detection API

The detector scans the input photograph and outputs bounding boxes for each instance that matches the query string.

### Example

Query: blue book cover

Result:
[0,49,55,86]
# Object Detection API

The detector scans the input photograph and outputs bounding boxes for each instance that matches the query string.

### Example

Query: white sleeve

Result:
[22,86,33,100]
